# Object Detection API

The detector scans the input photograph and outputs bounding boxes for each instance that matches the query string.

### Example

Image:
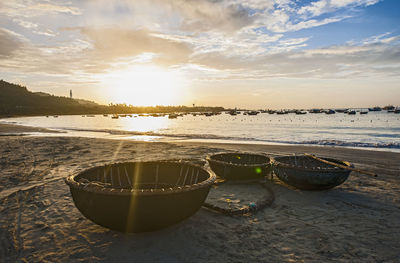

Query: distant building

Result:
[70,89,72,99]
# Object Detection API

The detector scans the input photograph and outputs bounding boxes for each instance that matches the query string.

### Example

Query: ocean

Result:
[2,111,400,152]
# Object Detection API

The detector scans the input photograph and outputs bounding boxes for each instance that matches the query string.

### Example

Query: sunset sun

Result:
[101,65,186,106]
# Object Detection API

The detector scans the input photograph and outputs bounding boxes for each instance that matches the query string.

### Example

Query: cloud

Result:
[174,0,254,33]
[11,18,57,36]
[298,0,380,18]
[0,28,24,57]
[30,3,82,15]
[0,0,394,87]
[0,0,82,18]
[0,26,194,78]
[76,27,193,66]
[189,34,400,79]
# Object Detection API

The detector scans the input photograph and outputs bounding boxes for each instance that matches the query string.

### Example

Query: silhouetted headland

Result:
[0,80,224,117]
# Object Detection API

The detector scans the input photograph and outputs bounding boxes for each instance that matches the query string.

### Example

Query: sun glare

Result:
[102,65,186,106]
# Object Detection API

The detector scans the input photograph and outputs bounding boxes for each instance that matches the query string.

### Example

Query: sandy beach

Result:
[1,124,400,262]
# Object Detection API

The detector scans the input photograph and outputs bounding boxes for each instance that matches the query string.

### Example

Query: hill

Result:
[0,80,105,116]
[0,80,224,117]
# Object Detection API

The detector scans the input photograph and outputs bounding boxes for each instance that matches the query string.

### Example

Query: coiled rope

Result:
[203,178,275,216]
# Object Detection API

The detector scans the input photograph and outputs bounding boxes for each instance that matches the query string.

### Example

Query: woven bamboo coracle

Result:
[206,152,271,180]
[271,155,353,190]
[65,161,216,233]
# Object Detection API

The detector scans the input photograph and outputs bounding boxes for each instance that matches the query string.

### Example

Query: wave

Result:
[59,127,400,150]
[288,140,400,149]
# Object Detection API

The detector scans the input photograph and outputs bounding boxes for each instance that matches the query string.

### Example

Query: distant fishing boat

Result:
[309,109,322,113]
[360,111,368,115]
[247,111,260,115]
[368,106,382,111]
[86,115,95,117]
[325,109,336,114]
[383,105,395,111]
[295,111,307,115]
[276,111,288,115]
[111,115,119,119]
[348,110,356,115]
[168,113,178,119]
[53,115,58,118]
[103,114,108,117]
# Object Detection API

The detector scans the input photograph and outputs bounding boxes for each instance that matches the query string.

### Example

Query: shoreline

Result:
[1,122,400,154]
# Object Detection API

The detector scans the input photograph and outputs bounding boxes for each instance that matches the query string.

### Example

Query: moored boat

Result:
[368,106,382,112]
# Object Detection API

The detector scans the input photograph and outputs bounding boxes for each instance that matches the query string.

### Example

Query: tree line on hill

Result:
[0,80,224,117]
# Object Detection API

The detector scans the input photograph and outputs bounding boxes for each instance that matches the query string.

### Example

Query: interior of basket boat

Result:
[210,153,270,165]
[74,162,210,189]
[274,156,347,169]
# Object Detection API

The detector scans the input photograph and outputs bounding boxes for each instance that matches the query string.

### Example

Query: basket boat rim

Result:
[206,152,271,167]
[65,160,216,196]
[271,155,352,172]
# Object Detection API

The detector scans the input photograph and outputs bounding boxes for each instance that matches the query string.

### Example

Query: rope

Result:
[202,179,275,216]
[304,153,378,177]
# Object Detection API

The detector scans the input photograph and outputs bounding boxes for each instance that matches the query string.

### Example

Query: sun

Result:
[101,65,186,106]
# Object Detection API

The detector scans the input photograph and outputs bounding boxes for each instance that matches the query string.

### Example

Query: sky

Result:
[0,0,399,109]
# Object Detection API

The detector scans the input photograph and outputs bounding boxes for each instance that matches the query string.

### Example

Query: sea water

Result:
[2,111,400,152]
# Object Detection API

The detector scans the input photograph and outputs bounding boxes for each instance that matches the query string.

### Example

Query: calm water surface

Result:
[2,111,400,152]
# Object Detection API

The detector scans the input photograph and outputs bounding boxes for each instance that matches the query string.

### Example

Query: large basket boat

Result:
[206,152,271,180]
[271,155,352,190]
[65,161,216,233]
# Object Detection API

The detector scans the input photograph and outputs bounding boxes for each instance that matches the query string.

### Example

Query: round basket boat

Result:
[65,161,216,233]
[271,155,353,190]
[206,152,271,180]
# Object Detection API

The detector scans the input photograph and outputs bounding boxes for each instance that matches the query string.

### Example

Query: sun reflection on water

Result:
[118,115,170,133]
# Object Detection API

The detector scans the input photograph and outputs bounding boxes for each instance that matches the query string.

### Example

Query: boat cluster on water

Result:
[74,105,400,119]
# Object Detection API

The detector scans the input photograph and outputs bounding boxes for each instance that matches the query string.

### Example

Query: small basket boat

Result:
[271,155,352,190]
[206,152,271,180]
[65,161,216,233]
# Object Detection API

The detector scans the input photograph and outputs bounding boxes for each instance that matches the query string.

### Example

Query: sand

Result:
[1,123,400,262]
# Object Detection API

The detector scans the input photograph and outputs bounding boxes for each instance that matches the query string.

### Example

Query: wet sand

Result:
[1,123,399,262]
